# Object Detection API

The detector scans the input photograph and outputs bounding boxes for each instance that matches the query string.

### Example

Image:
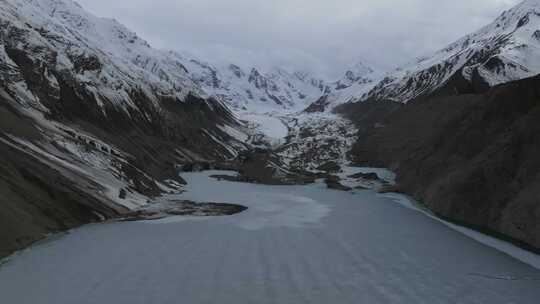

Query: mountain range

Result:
[315,0,540,108]
[1,0,540,257]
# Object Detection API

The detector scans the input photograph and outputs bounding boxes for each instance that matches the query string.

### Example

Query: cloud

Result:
[77,0,521,79]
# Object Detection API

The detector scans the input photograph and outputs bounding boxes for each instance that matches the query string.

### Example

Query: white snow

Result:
[330,0,540,104]
[245,115,288,140]
[340,166,397,184]
[319,62,383,109]
[239,112,289,146]
[1,171,540,304]
[180,58,327,113]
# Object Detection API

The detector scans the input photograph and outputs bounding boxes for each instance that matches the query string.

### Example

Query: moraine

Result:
[1,171,540,304]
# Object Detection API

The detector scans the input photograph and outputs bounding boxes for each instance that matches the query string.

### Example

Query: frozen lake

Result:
[1,171,540,304]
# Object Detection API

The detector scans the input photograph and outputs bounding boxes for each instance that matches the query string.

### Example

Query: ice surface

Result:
[382,193,540,270]
[1,171,540,304]
[239,112,289,145]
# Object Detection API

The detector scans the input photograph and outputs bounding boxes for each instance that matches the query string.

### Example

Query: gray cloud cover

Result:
[77,0,520,79]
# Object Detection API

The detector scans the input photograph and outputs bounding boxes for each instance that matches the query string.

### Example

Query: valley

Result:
[1,0,540,302]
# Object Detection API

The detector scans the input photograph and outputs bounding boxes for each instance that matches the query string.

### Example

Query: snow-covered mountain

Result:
[356,0,540,103]
[304,62,380,112]
[177,57,328,113]
[0,0,213,109]
[0,0,248,158]
[334,62,377,91]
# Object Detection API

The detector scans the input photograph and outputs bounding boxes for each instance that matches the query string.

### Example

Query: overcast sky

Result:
[77,0,521,79]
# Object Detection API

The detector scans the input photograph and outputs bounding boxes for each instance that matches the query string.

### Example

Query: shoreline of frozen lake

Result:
[1,171,540,304]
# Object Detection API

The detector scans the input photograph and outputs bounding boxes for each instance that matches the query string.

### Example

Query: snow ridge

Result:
[357,0,540,103]
[179,57,328,113]
[1,0,206,114]
[302,62,381,112]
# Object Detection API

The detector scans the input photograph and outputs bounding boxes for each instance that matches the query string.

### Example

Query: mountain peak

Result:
[348,62,374,75]
[332,62,377,91]
[347,0,540,103]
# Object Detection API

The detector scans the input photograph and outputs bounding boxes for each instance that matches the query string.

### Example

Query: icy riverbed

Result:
[1,171,540,304]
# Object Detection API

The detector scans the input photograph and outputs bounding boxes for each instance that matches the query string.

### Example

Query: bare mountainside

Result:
[339,0,540,251]
[0,0,249,257]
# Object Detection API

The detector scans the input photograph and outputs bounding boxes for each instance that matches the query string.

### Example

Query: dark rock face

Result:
[325,175,352,192]
[248,69,269,90]
[69,53,102,73]
[304,95,330,113]
[121,200,248,221]
[232,149,316,185]
[348,172,379,181]
[317,161,341,173]
[335,99,402,139]
[533,30,540,41]
[343,75,540,251]
[0,139,126,258]
[229,64,245,78]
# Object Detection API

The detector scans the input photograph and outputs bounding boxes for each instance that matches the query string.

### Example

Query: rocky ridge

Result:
[362,0,540,103]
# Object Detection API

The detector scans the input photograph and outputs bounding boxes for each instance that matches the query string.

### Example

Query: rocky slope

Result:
[339,0,540,251]
[0,0,247,258]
